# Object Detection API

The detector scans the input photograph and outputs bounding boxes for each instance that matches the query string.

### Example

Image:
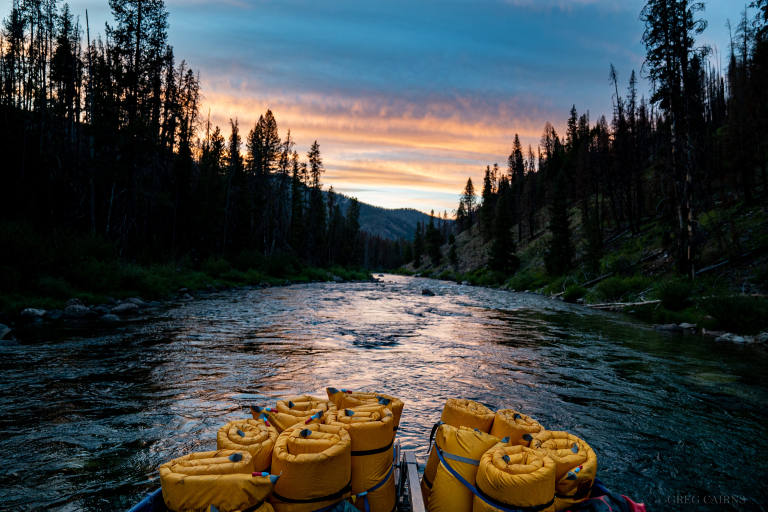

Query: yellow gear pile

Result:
[427,424,500,512]
[489,409,544,447]
[270,423,353,511]
[532,431,597,511]
[217,418,278,472]
[326,387,404,430]
[327,404,397,512]
[422,399,495,505]
[251,395,333,433]
[473,444,556,512]
[159,449,277,512]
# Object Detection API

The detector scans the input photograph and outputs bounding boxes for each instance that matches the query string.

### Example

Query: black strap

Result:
[351,438,394,457]
[475,484,555,512]
[272,480,351,504]
[241,498,266,512]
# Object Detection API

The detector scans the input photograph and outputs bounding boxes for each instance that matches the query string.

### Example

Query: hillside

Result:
[333,194,443,241]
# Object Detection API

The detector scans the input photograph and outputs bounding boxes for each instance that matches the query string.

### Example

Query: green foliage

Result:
[563,285,587,303]
[654,278,693,310]
[505,269,550,291]
[592,275,652,302]
[700,296,768,335]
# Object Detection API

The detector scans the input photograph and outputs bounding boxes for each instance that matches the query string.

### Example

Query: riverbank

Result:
[0,266,373,340]
[398,269,768,343]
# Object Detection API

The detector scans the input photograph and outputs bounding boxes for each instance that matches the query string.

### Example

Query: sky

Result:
[19,0,743,213]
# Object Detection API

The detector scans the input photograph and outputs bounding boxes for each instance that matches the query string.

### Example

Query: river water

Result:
[1,275,766,511]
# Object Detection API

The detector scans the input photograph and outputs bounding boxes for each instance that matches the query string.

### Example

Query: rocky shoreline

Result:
[0,275,374,342]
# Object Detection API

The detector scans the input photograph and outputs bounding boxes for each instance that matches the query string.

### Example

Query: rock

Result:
[461,281,470,286]
[112,302,139,315]
[93,305,111,315]
[147,301,162,308]
[126,297,147,307]
[181,293,194,300]
[0,324,12,340]
[678,322,698,334]
[714,333,753,344]
[178,287,189,293]
[755,332,768,344]
[422,288,435,296]
[332,275,344,283]
[378,274,384,277]
[45,309,63,321]
[65,298,84,307]
[64,304,91,318]
[100,313,121,322]
[655,324,683,333]
[20,308,46,319]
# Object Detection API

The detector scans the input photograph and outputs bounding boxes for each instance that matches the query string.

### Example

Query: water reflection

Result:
[1,275,766,510]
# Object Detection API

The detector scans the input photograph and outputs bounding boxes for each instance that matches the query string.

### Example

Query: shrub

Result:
[506,269,549,291]
[563,285,587,303]
[593,275,652,302]
[701,296,768,335]
[202,257,231,277]
[655,278,692,310]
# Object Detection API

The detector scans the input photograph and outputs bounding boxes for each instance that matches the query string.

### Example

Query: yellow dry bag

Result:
[489,409,544,447]
[270,423,352,512]
[532,431,597,511]
[159,449,276,512]
[217,418,278,472]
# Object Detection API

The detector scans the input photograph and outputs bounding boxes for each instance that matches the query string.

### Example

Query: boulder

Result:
[64,304,91,318]
[714,333,753,344]
[65,298,84,307]
[0,324,12,340]
[100,313,121,322]
[755,332,768,344]
[112,302,139,315]
[178,287,189,293]
[126,297,147,307]
[422,288,435,296]
[45,309,63,321]
[181,293,194,300]
[461,281,470,286]
[655,324,683,333]
[332,275,344,283]
[678,322,698,334]
[93,304,111,315]
[20,308,46,319]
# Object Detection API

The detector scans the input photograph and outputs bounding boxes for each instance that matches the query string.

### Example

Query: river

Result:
[1,275,766,511]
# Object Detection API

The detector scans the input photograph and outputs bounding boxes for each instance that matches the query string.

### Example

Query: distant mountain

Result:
[332,193,448,241]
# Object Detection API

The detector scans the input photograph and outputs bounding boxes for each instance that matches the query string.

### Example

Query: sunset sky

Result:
[46,0,737,213]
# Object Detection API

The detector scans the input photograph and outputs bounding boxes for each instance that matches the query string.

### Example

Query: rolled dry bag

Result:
[251,396,331,433]
[532,431,597,511]
[428,425,501,512]
[159,449,277,512]
[217,418,278,472]
[270,423,352,512]
[328,405,396,512]
[326,387,404,430]
[489,409,544,447]
[473,444,556,512]
[422,399,495,505]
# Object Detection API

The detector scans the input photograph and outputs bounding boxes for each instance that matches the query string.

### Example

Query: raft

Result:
[158,450,277,512]
[129,392,644,512]
[532,431,597,511]
[270,422,352,512]
[217,418,278,472]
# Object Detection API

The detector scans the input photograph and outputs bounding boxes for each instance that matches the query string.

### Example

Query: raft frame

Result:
[128,442,426,512]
